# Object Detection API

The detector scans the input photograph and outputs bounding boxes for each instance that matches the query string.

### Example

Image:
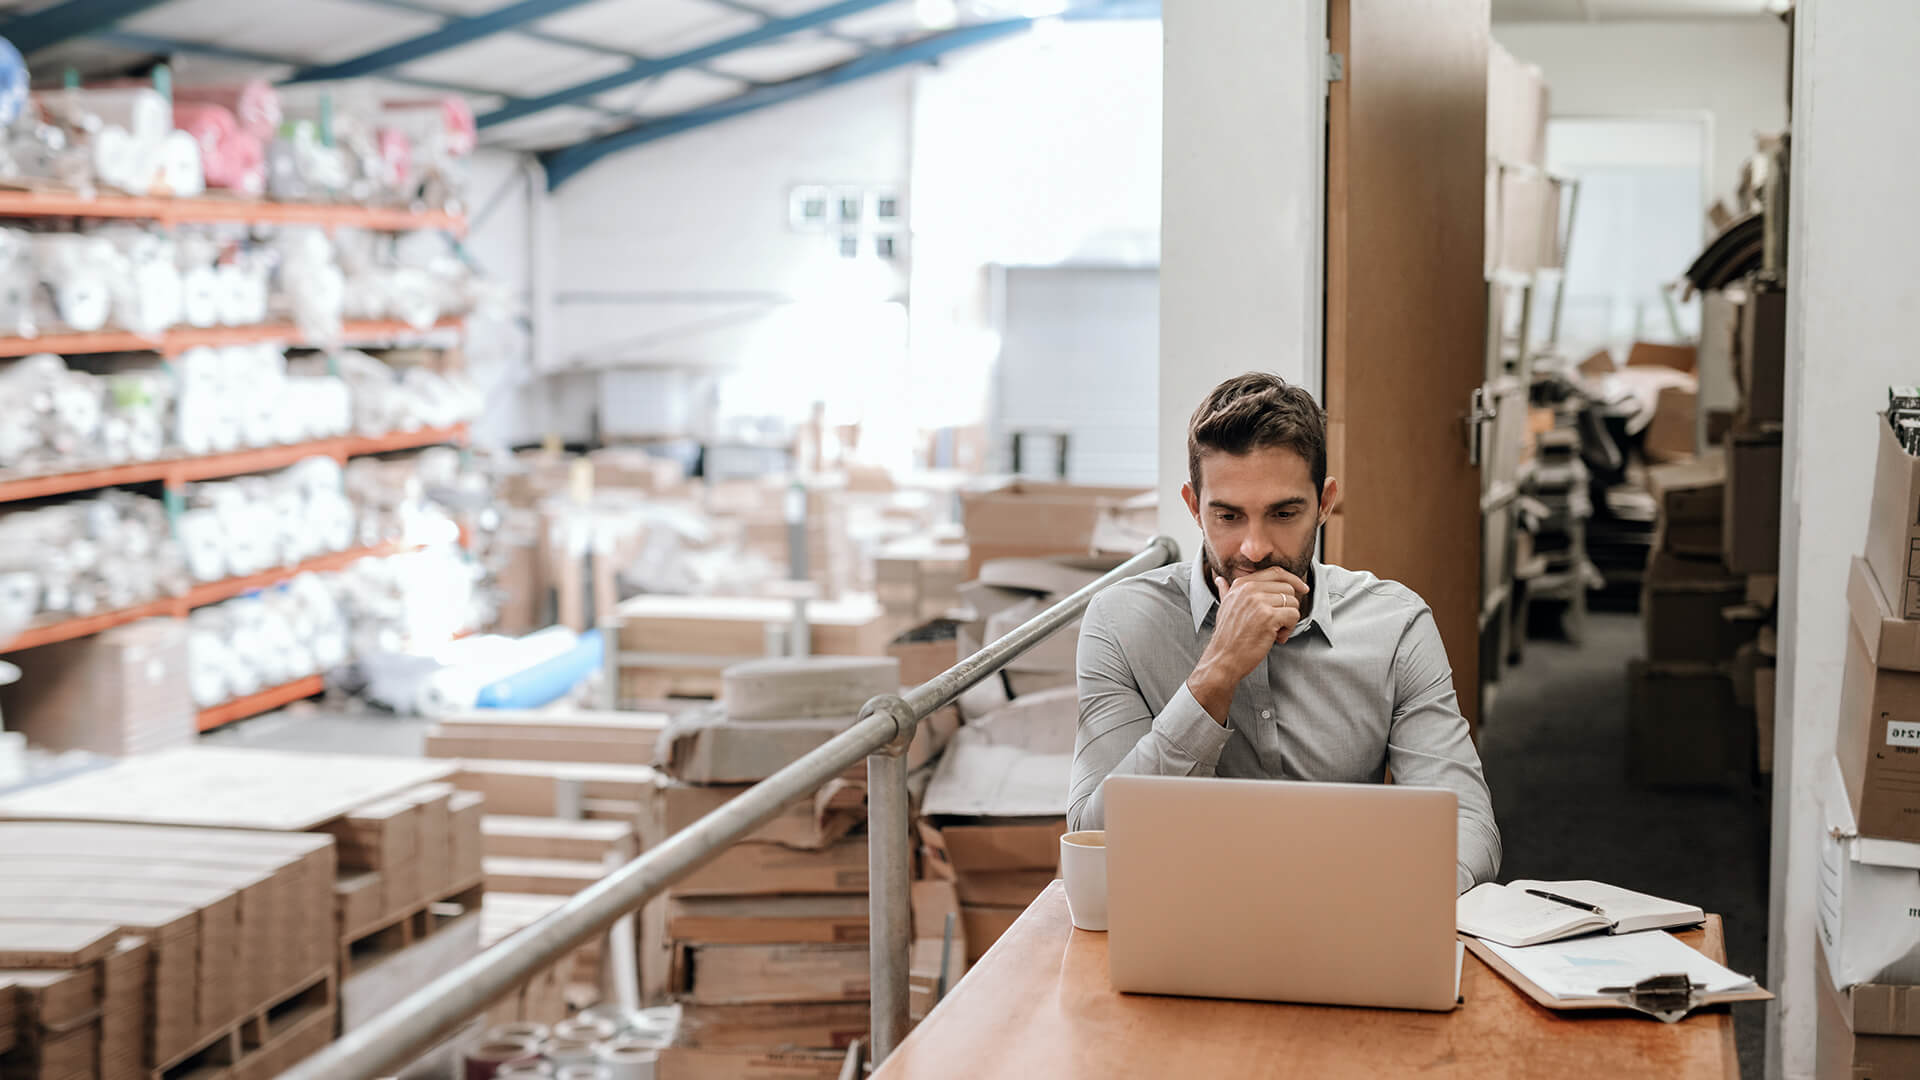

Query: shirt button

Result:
[1261,709,1272,720]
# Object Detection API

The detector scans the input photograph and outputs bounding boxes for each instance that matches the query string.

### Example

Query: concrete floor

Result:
[215,610,1770,1077]
[1479,611,1770,1079]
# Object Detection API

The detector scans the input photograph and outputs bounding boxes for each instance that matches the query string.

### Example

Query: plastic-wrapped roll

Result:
[113,259,183,334]
[89,125,144,194]
[0,571,37,642]
[156,130,205,197]
[186,626,231,708]
[175,507,227,582]
[49,275,111,331]
[214,264,252,326]
[0,39,27,129]
[180,265,221,328]
[74,88,171,142]
[174,103,259,194]
[376,128,411,190]
[175,81,281,140]
[382,96,475,158]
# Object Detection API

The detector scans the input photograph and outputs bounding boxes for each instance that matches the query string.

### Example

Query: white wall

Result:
[1158,0,1326,545]
[907,19,1163,444]
[537,72,916,453]
[1771,5,1920,1077]
[1495,18,1789,204]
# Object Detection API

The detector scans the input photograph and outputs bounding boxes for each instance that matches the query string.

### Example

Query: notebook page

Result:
[1483,930,1756,1001]
[1511,880,1705,933]
[1457,883,1606,946]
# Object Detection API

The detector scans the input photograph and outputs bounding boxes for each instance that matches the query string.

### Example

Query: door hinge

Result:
[1325,52,1344,82]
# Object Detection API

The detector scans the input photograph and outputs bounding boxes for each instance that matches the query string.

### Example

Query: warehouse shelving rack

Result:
[0,189,465,233]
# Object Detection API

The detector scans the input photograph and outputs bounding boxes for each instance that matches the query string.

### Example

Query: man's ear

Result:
[1319,476,1341,524]
[1182,481,1201,523]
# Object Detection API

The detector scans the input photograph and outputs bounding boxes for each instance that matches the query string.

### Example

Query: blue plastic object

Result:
[472,629,603,710]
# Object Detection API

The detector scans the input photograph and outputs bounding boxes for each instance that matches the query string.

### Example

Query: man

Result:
[1067,372,1500,893]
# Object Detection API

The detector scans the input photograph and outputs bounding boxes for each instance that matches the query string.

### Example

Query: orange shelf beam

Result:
[197,674,325,732]
[0,423,469,504]
[0,190,464,234]
[0,540,418,654]
[0,317,464,360]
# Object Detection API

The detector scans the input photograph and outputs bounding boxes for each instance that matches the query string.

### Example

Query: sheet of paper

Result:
[1484,930,1756,1001]
[1457,883,1601,945]
[1509,879,1704,932]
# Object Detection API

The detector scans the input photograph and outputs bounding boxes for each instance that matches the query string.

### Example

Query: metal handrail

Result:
[283,535,1179,1080]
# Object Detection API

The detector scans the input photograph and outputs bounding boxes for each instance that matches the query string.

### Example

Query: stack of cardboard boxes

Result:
[0,619,196,757]
[0,821,338,1080]
[1628,280,1784,788]
[917,687,1077,964]
[650,657,898,1080]
[1816,398,1920,1077]
[428,710,668,1016]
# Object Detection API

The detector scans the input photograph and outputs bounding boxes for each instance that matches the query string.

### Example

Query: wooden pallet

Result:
[153,965,336,1080]
[340,877,486,979]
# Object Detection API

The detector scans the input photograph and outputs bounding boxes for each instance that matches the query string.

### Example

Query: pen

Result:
[1526,888,1605,915]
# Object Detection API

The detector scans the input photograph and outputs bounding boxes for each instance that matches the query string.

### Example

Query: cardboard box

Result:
[960,481,1150,577]
[681,943,869,1005]
[655,1047,846,1080]
[1641,553,1746,665]
[0,618,195,756]
[917,821,1065,879]
[674,1002,868,1051]
[1628,341,1698,374]
[1868,416,1920,620]
[1818,755,1920,992]
[886,618,963,692]
[720,656,899,723]
[1841,561,1920,843]
[1738,287,1787,428]
[1642,387,1699,464]
[1818,954,1920,1080]
[405,783,454,904]
[1647,457,1726,557]
[1626,662,1753,789]
[670,838,868,898]
[1724,430,1783,574]
[667,895,868,946]
[655,708,856,785]
[659,780,860,852]
[959,905,1023,964]
[448,790,485,885]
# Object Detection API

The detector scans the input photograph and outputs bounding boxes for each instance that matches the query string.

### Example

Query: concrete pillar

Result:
[1158,0,1328,546]
[1770,3,1920,1076]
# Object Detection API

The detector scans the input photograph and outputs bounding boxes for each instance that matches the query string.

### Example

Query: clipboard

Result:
[1464,936,1774,1022]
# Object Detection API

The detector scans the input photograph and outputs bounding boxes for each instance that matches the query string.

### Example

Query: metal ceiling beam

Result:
[284,0,603,84]
[341,0,770,87]
[3,0,174,54]
[93,29,549,104]
[540,17,1030,190]
[478,0,894,130]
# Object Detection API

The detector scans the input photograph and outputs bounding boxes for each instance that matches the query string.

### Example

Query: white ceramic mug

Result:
[1061,830,1109,931]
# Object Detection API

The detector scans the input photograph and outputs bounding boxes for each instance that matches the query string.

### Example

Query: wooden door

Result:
[1323,0,1490,727]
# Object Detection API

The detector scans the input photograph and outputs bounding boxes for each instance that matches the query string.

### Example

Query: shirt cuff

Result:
[1159,682,1232,764]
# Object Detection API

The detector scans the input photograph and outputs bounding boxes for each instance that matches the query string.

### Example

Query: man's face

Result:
[1181,446,1334,593]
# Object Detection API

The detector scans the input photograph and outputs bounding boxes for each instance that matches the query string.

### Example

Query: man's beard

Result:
[1202,533,1316,611]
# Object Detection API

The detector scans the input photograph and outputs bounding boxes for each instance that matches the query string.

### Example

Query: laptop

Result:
[1102,774,1462,1011]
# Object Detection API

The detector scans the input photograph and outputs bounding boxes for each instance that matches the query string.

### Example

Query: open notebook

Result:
[1456,879,1704,948]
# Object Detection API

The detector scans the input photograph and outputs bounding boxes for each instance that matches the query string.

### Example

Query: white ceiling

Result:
[2,0,1791,158]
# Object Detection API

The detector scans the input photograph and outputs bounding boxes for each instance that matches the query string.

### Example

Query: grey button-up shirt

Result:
[1068,557,1501,893]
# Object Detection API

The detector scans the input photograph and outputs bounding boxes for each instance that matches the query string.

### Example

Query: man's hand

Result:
[1186,567,1309,723]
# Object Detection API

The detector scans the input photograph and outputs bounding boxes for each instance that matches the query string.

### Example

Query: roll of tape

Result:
[540,1038,600,1066]
[551,1017,617,1044]
[463,1041,541,1080]
[597,1040,658,1080]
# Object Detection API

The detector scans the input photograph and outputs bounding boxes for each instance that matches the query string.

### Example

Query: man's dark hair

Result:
[1186,372,1328,498]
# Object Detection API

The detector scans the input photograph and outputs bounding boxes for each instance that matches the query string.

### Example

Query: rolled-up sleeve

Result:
[1388,606,1502,893]
[1067,591,1230,831]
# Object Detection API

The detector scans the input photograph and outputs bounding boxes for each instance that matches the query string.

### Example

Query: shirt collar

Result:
[1187,556,1337,645]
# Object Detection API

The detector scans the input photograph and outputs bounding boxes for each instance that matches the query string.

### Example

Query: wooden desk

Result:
[877,882,1739,1079]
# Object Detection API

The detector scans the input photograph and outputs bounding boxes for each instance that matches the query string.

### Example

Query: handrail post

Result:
[863,694,919,1065]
